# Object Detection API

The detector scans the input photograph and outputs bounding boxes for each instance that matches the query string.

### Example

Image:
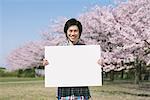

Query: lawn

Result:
[0,77,150,100]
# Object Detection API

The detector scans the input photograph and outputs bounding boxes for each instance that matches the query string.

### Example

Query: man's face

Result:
[67,25,80,42]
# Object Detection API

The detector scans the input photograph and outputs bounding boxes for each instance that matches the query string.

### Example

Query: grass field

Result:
[0,77,150,100]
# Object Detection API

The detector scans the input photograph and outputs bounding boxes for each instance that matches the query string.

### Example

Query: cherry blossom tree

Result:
[112,0,150,83]
[6,40,55,70]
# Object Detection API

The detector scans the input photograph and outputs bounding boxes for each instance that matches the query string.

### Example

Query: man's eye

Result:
[74,30,77,32]
[70,30,73,32]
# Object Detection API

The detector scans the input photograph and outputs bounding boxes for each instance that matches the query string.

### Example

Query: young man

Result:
[43,18,93,100]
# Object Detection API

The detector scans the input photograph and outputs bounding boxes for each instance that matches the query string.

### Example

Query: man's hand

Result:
[43,59,49,66]
[97,59,103,65]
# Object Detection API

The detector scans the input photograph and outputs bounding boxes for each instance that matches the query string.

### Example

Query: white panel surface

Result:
[45,45,102,87]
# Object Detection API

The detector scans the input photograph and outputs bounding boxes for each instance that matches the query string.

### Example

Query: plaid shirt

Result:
[57,39,91,99]
[57,87,90,99]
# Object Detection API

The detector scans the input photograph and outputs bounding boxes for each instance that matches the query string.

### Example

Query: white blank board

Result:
[45,45,102,87]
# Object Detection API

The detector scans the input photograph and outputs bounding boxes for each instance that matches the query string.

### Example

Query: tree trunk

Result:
[121,69,124,79]
[110,70,114,81]
[102,68,104,85]
[135,68,140,84]
[134,58,141,84]
[120,61,124,79]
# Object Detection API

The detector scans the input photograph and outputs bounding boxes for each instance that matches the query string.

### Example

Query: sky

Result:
[0,0,115,68]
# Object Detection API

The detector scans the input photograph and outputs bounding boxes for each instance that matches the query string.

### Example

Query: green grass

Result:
[0,77,43,82]
[0,77,150,100]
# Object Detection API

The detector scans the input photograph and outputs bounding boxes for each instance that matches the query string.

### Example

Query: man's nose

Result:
[71,32,75,35]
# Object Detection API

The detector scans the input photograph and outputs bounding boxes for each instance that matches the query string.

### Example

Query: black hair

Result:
[64,18,82,38]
